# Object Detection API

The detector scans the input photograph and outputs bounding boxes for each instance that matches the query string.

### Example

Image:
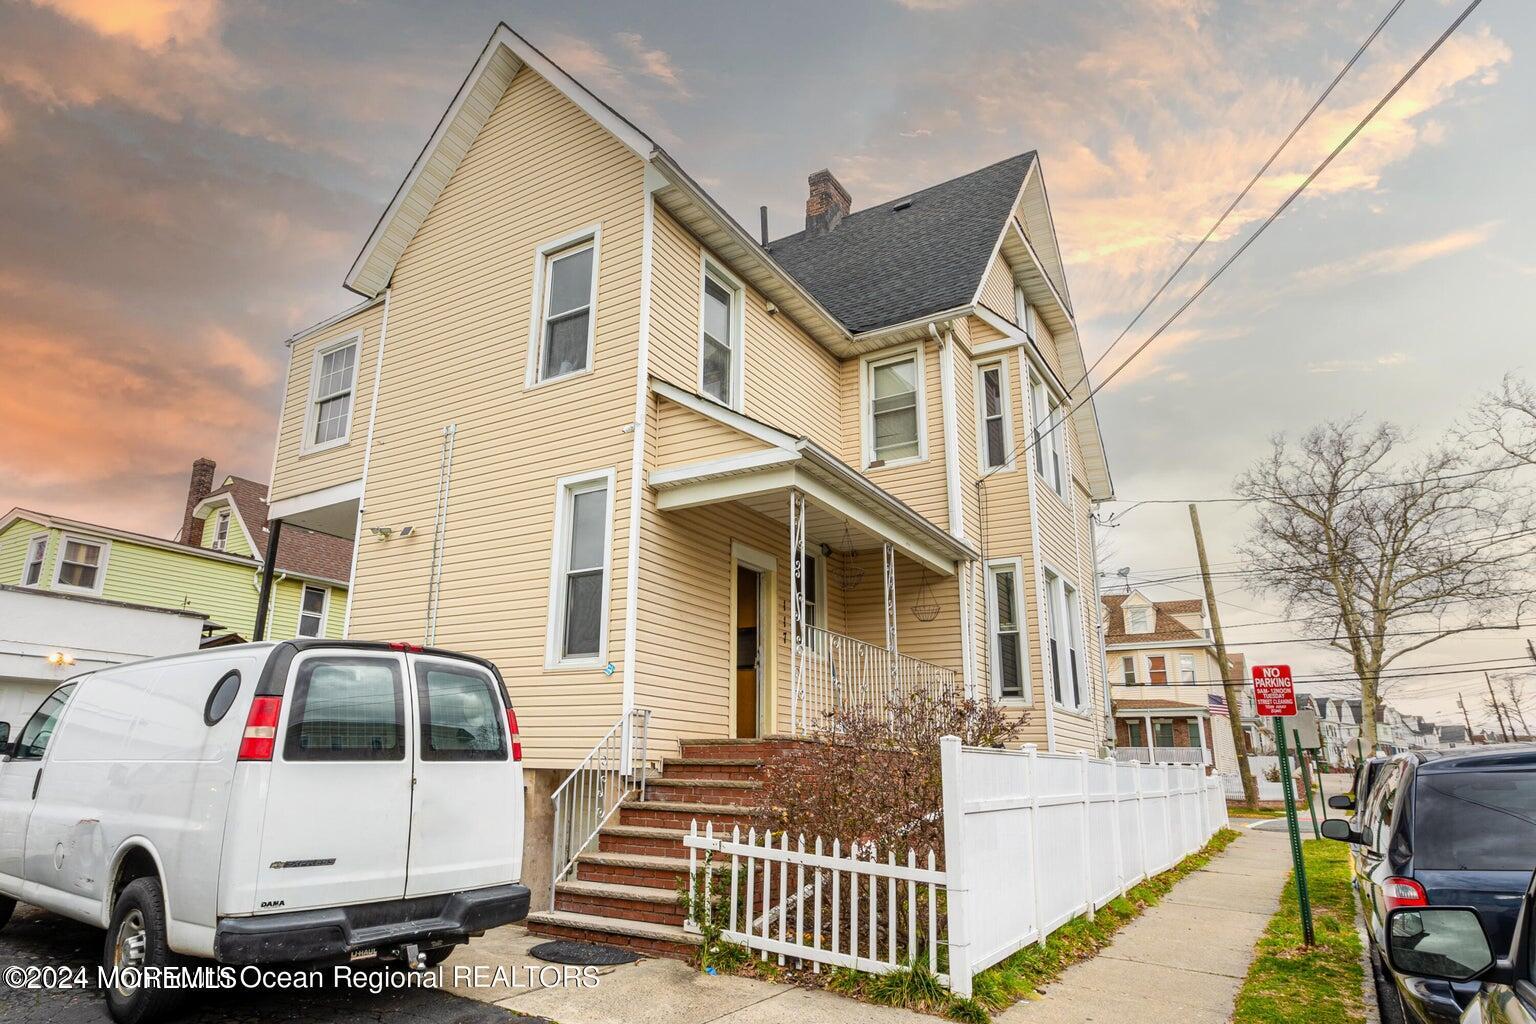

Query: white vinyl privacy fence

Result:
[685,736,1228,999]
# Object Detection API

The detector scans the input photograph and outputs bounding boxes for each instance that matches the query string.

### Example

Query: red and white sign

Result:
[1252,664,1296,717]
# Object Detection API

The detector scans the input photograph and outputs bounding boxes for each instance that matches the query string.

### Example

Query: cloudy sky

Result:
[1,0,1530,731]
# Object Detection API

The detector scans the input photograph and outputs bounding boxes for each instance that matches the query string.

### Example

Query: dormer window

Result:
[1125,605,1153,633]
[211,509,231,551]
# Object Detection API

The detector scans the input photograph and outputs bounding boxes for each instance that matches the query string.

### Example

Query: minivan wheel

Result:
[0,895,14,931]
[103,878,184,1024]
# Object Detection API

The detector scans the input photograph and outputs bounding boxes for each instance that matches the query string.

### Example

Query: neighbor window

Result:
[309,336,359,448]
[23,535,47,586]
[535,236,596,383]
[54,537,105,593]
[1125,605,1153,633]
[977,361,1009,470]
[1121,656,1137,685]
[868,352,921,465]
[1153,720,1176,749]
[211,509,231,551]
[988,562,1026,699]
[1147,655,1168,685]
[1179,653,1197,683]
[1125,719,1145,747]
[700,266,741,408]
[549,472,612,664]
[297,585,327,638]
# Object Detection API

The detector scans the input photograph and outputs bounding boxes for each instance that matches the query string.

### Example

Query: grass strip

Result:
[1233,838,1365,1024]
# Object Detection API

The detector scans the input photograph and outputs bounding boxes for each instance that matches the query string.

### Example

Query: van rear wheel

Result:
[103,877,184,1024]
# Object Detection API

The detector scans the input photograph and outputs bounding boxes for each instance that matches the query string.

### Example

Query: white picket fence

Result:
[683,736,1228,998]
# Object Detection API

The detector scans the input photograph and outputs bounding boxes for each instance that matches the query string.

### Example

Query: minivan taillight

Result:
[1382,877,1428,911]
[506,707,521,762]
[239,696,282,761]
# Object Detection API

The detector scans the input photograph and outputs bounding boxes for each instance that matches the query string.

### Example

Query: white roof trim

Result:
[345,23,657,298]
[190,492,259,555]
[284,295,384,348]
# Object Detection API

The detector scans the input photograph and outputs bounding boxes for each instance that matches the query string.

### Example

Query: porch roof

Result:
[648,380,978,575]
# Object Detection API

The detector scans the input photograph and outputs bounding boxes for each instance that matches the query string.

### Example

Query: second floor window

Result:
[536,237,596,383]
[1179,653,1197,682]
[977,362,1009,469]
[211,509,231,551]
[868,352,921,465]
[1121,656,1137,685]
[310,337,359,449]
[298,585,327,638]
[55,537,105,593]
[1147,655,1168,685]
[988,562,1025,699]
[548,471,612,665]
[700,266,741,407]
[23,535,47,586]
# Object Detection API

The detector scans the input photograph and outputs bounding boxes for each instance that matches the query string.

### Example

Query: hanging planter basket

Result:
[832,520,864,591]
[912,567,941,622]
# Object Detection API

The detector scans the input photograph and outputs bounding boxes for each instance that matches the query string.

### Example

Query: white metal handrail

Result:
[791,625,962,736]
[548,708,650,905]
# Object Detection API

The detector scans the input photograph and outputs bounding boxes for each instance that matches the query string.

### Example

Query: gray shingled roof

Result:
[765,152,1036,334]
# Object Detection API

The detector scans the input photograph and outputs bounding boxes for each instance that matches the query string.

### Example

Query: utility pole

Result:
[1190,503,1259,808]
[1486,672,1514,743]
[1459,693,1477,744]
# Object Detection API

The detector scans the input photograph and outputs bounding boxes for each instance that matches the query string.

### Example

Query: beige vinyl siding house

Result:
[258,22,1115,901]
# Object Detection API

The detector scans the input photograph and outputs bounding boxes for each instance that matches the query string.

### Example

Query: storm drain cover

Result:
[528,940,639,966]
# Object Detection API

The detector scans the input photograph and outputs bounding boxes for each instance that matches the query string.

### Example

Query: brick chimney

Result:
[805,169,851,237]
[181,458,216,545]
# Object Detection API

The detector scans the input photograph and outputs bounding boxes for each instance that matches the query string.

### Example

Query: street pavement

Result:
[0,903,550,1024]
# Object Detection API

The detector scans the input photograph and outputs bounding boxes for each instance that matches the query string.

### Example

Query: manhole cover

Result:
[528,940,639,966]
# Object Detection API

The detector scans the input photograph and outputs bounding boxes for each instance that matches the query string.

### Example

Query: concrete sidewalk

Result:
[442,829,1292,1024]
[999,830,1292,1024]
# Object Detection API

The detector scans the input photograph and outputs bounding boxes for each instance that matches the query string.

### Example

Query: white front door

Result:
[402,655,521,896]
[253,652,413,913]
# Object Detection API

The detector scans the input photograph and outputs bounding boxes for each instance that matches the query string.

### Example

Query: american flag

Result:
[1208,694,1231,717]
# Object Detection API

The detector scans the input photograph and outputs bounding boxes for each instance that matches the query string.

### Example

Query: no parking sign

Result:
[1252,664,1296,717]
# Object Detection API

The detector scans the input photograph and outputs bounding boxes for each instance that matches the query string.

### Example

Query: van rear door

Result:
[402,654,522,896]
[252,650,413,913]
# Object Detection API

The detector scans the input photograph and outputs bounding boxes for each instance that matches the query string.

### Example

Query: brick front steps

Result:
[525,736,799,961]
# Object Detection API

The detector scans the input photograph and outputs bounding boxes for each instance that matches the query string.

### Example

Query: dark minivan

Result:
[1323,746,1536,1024]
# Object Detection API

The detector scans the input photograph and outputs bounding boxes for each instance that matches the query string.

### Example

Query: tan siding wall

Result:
[344,66,647,768]
[977,254,1016,322]
[654,398,773,467]
[648,208,843,446]
[269,302,384,504]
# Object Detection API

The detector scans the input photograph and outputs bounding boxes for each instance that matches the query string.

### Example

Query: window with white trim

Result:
[23,534,48,587]
[54,537,105,593]
[987,562,1026,699]
[867,351,921,465]
[1062,579,1083,706]
[1125,605,1153,634]
[1015,288,1032,337]
[535,236,596,383]
[977,361,1009,470]
[298,585,328,638]
[700,265,742,408]
[1043,569,1063,703]
[309,337,359,448]
[1121,655,1137,685]
[211,509,231,551]
[548,472,612,664]
[1179,653,1197,683]
[800,553,823,630]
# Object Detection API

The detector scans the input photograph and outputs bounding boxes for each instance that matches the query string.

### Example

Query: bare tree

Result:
[1465,375,1536,467]
[1236,418,1531,750]
[1500,675,1533,738]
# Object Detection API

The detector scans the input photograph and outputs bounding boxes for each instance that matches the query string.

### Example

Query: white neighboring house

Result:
[0,585,205,738]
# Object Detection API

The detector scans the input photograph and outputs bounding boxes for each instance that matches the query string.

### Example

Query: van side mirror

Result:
[1320,818,1362,843]
[1327,794,1354,810]
[1387,908,1503,984]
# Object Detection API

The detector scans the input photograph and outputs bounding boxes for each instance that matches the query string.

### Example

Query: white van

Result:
[0,640,528,1023]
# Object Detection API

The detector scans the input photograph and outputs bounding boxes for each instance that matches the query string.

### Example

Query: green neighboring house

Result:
[0,458,351,645]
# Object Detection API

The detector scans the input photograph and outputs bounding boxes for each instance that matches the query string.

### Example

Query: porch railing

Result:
[790,625,963,736]
[549,708,650,905]
[1112,745,1208,765]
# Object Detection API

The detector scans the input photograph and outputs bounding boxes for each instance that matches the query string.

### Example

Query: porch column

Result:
[1194,716,1208,768]
[788,489,806,734]
[882,542,897,652]
[1143,713,1154,760]
[253,518,283,642]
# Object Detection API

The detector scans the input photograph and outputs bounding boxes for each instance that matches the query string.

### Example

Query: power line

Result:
[1074,0,1408,394]
[984,0,1490,480]
[1114,655,1531,689]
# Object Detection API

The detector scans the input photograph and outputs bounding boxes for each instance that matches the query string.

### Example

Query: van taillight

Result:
[1382,877,1428,911]
[506,707,521,762]
[239,696,282,761]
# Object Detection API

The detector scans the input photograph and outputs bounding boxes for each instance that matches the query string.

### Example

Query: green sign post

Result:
[1274,717,1315,945]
